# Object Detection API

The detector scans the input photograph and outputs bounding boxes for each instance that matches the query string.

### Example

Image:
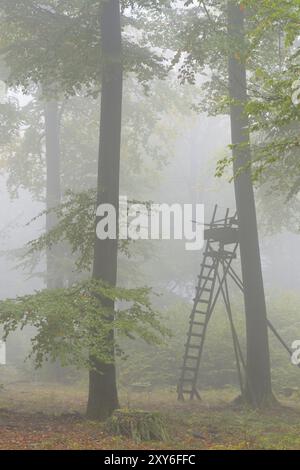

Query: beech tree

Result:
[171,0,283,406]
[0,0,178,420]
[86,0,123,420]
[227,1,272,406]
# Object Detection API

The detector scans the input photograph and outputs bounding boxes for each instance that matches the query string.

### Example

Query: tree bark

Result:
[227,1,273,406]
[86,0,123,421]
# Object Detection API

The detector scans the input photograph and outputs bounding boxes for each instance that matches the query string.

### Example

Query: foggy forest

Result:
[0,0,300,454]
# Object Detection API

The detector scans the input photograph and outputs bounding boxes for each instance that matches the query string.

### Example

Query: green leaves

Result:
[0,279,168,369]
[0,0,172,96]
[174,0,300,206]
[25,190,152,273]
[27,189,98,272]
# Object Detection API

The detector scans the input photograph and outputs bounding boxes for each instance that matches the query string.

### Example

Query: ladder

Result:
[178,206,239,401]
[178,204,296,401]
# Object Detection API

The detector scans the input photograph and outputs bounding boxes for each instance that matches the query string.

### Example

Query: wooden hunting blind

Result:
[178,205,294,401]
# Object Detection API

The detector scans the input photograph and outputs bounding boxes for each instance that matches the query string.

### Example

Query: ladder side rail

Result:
[179,240,220,398]
[189,243,239,396]
[179,247,218,395]
[194,242,218,301]
[189,257,221,398]
[185,242,216,346]
[206,243,239,322]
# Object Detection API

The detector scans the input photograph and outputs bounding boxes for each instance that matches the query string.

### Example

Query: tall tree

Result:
[0,0,188,418]
[227,1,272,406]
[86,0,123,420]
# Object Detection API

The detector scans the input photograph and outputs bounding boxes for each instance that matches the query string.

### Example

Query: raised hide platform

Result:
[204,227,239,244]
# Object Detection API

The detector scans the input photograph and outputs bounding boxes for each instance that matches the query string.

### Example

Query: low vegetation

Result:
[0,383,300,450]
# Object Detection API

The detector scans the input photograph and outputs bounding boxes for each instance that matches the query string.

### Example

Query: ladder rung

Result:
[195,310,207,315]
[202,276,214,281]
[198,284,213,290]
[190,333,203,338]
[194,292,211,300]
[182,377,194,382]
[186,355,199,360]
[186,344,201,349]
[194,297,209,303]
[190,321,205,326]
[181,367,197,372]
[207,251,236,259]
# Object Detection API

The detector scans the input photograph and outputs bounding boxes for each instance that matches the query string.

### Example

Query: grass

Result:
[0,382,300,449]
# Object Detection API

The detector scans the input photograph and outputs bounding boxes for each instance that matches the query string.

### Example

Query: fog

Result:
[0,0,300,452]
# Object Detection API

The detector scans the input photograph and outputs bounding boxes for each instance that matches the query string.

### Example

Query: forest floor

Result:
[0,382,300,449]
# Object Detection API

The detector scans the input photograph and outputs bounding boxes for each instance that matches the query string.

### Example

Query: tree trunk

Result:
[227,1,273,406]
[86,0,123,421]
[44,100,62,290]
